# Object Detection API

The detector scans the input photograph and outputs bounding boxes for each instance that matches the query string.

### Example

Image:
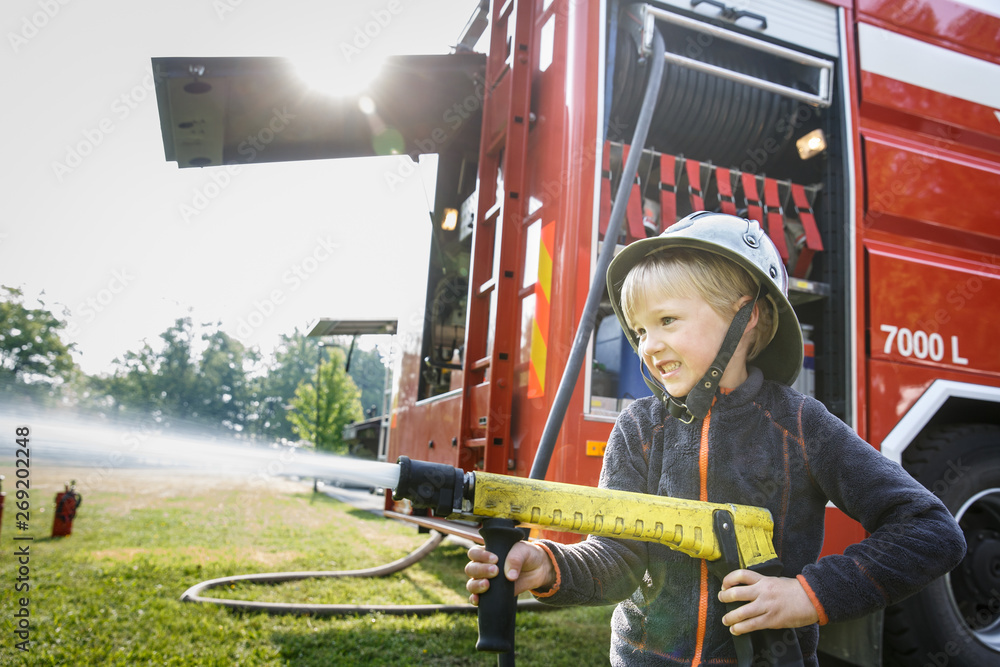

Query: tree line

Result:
[0,286,387,454]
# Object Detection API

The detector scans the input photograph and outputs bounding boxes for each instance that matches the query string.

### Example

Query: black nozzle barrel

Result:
[393,456,469,517]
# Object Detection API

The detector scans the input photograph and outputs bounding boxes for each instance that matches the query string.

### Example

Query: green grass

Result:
[0,467,613,666]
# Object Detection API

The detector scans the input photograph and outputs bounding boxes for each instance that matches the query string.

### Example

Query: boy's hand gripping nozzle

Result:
[392,456,804,667]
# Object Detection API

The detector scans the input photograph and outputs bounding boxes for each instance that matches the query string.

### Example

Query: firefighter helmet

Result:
[606,211,803,411]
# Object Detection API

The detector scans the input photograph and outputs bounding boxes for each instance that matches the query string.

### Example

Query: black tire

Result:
[884,424,1000,667]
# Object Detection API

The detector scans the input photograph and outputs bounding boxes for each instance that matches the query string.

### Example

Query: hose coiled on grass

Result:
[180,530,547,616]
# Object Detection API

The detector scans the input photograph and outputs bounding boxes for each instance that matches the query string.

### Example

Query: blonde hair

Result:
[620,247,778,360]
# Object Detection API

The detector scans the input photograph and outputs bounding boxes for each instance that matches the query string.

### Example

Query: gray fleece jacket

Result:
[533,367,966,666]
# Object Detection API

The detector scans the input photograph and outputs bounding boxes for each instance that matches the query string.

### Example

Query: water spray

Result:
[0,409,402,492]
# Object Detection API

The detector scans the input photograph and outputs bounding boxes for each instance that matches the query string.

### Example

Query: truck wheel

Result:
[884,424,1000,667]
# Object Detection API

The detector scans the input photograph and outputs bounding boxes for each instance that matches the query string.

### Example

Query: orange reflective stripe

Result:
[528,222,555,399]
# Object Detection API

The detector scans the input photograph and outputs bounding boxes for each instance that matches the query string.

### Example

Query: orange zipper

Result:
[691,408,712,665]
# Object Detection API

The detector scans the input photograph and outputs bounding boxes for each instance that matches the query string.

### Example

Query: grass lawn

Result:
[0,465,613,666]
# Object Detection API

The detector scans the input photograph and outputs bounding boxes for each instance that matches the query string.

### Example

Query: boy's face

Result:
[630,290,747,398]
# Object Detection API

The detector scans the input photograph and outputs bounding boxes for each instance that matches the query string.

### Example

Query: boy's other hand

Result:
[465,542,555,606]
[717,570,819,635]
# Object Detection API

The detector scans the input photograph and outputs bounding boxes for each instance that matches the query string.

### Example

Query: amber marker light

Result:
[796,129,827,160]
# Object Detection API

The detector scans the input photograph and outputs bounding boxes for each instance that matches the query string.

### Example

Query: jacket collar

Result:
[712,365,764,413]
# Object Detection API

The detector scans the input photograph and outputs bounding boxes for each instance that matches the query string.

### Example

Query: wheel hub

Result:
[965,530,1000,602]
[950,489,1000,646]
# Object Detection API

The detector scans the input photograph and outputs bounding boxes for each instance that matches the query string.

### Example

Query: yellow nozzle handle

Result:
[472,472,776,567]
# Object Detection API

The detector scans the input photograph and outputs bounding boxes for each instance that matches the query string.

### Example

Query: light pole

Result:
[316,341,326,450]
[314,341,325,493]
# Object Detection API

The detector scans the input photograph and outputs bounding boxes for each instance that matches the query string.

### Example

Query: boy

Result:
[465,212,965,665]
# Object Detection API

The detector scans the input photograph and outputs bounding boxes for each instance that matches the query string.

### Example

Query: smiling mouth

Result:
[657,361,681,375]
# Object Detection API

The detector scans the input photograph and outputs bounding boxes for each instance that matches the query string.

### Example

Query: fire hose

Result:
[180,527,547,616]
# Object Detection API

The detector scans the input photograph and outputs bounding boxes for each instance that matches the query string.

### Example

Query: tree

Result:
[254,331,322,442]
[101,317,260,434]
[154,317,200,419]
[102,338,161,416]
[196,328,259,432]
[344,345,389,418]
[103,318,201,424]
[287,346,363,454]
[252,333,390,443]
[0,286,76,400]
[95,325,383,442]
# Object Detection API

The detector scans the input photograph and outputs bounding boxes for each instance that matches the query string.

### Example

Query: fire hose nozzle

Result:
[392,456,472,518]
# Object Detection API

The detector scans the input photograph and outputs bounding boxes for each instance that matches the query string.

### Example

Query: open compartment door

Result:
[152,53,485,168]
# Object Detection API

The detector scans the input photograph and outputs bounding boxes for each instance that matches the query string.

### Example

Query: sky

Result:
[2,0,480,375]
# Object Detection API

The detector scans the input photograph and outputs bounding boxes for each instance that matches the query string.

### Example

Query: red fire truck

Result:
[153,0,1000,663]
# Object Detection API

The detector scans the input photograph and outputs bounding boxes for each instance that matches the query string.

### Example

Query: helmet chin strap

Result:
[653,290,760,423]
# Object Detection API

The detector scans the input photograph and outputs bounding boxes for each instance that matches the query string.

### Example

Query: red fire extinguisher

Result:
[52,480,82,538]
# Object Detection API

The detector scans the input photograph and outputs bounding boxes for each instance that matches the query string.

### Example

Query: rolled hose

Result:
[180,529,548,616]
[608,19,795,168]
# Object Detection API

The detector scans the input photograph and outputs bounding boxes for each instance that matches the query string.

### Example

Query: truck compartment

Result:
[590,1,851,419]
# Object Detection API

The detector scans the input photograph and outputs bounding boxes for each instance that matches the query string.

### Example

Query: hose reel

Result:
[608,4,833,171]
